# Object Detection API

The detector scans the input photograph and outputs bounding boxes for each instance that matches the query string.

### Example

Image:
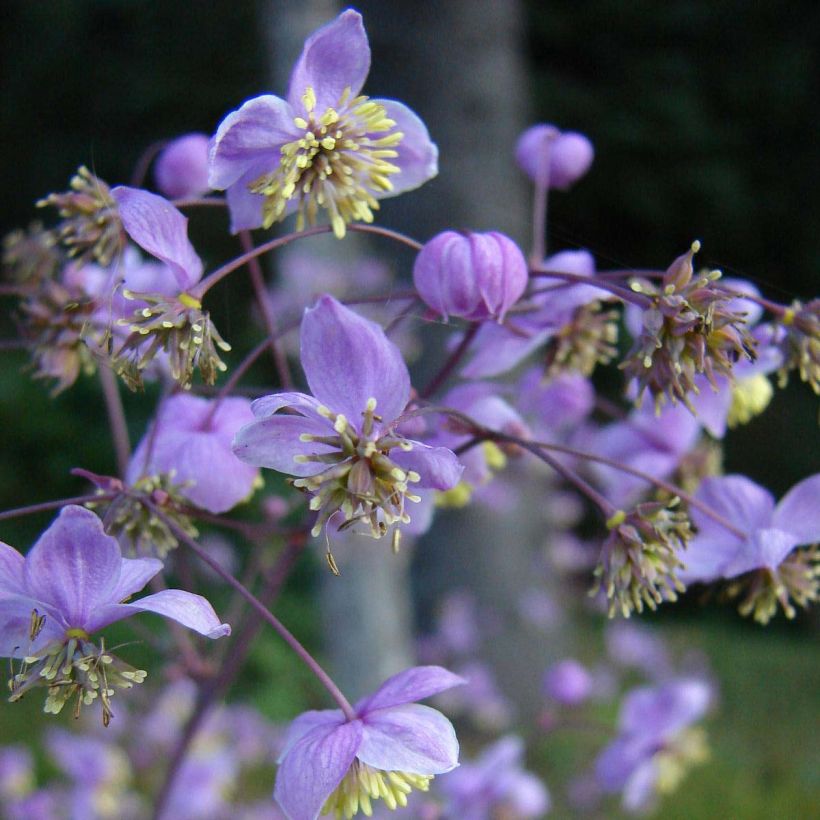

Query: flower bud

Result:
[515,124,594,190]
[154,133,211,199]
[543,659,593,706]
[413,230,528,322]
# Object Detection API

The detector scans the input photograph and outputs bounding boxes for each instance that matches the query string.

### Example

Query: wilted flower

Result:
[515,124,594,190]
[37,166,125,265]
[412,231,528,322]
[274,666,463,819]
[0,506,229,723]
[233,295,462,543]
[679,473,820,624]
[154,133,211,199]
[209,10,437,236]
[593,499,692,618]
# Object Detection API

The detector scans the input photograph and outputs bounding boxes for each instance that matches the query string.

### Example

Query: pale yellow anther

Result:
[690,239,701,253]
[317,405,333,418]
[407,470,421,483]
[302,86,316,113]
[334,415,348,434]
[366,397,378,412]
[398,441,413,451]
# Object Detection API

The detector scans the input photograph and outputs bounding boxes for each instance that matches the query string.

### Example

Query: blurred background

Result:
[1,1,818,817]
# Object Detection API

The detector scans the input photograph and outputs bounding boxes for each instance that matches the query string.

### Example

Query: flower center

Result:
[251,86,404,238]
[292,397,421,540]
[322,759,432,819]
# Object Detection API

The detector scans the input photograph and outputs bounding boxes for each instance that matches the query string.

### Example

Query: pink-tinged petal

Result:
[772,474,820,544]
[274,719,363,820]
[287,10,370,114]
[0,596,65,658]
[691,475,775,541]
[379,100,438,195]
[23,507,122,631]
[355,665,466,713]
[358,704,459,775]
[110,557,162,602]
[114,589,230,638]
[233,414,337,477]
[209,95,297,190]
[0,541,24,596]
[251,391,326,419]
[111,187,203,290]
[301,296,410,426]
[277,709,346,762]
[392,443,463,491]
[721,528,801,578]
[678,534,744,584]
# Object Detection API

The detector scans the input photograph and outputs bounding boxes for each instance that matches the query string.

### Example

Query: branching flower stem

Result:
[530,266,652,308]
[0,493,116,522]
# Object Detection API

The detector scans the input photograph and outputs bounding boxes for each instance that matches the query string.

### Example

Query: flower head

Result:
[515,124,594,190]
[775,298,820,394]
[274,666,463,819]
[209,10,438,236]
[233,295,462,543]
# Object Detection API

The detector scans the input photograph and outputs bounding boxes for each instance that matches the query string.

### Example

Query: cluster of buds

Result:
[775,299,820,394]
[37,166,125,265]
[544,300,619,377]
[111,289,230,390]
[621,241,757,410]
[724,544,820,625]
[593,499,692,618]
[2,222,62,285]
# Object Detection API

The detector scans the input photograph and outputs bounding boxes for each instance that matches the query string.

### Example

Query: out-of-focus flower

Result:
[775,298,820,393]
[543,659,593,706]
[439,735,550,819]
[0,506,229,723]
[412,231,528,322]
[209,10,437,236]
[2,222,61,284]
[605,622,671,679]
[155,133,211,199]
[274,666,463,819]
[679,473,820,623]
[233,295,462,543]
[0,746,34,801]
[595,679,712,814]
[515,124,594,190]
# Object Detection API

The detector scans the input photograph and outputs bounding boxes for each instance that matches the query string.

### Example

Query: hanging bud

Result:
[515,124,595,190]
[412,230,528,322]
[154,133,211,199]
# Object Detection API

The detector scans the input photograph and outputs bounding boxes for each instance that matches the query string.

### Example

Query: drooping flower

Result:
[209,10,438,237]
[0,506,230,723]
[439,735,550,820]
[679,473,820,623]
[274,665,463,819]
[774,298,820,394]
[515,124,594,190]
[154,133,211,199]
[595,679,712,814]
[233,295,462,543]
[412,231,528,322]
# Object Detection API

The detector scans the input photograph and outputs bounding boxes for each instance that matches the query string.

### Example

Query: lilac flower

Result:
[0,506,229,721]
[543,659,593,706]
[679,473,820,623]
[209,10,438,237]
[515,124,594,190]
[233,295,462,542]
[595,679,711,813]
[127,393,260,514]
[274,665,463,819]
[154,133,211,199]
[439,735,550,820]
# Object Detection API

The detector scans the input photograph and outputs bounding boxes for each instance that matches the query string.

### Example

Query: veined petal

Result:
[379,100,438,195]
[209,95,297,190]
[286,10,370,114]
[0,596,65,658]
[23,507,122,632]
[251,391,326,419]
[358,703,459,775]
[721,528,801,577]
[690,475,775,542]
[112,589,230,638]
[392,443,464,490]
[0,541,24,596]
[110,557,163,602]
[772,474,820,544]
[277,709,346,763]
[112,187,203,290]
[274,719,363,820]
[301,295,410,426]
[233,414,337,477]
[356,665,466,713]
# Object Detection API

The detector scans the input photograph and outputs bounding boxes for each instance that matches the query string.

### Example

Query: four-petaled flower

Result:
[208,9,438,236]
[274,665,464,819]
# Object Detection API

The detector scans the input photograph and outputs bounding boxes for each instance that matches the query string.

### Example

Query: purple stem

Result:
[530,266,652,308]
[130,139,168,188]
[0,493,116,522]
[99,367,130,478]
[421,322,479,399]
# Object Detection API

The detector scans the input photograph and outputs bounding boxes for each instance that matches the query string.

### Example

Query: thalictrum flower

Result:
[209,9,438,237]
[154,133,211,199]
[515,124,594,190]
[274,665,463,820]
[679,473,820,623]
[233,295,462,543]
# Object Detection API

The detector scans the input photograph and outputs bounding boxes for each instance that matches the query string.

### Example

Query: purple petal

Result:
[23,507,122,632]
[772,474,820,544]
[691,475,774,541]
[286,10,370,114]
[379,100,438,194]
[225,164,268,233]
[689,375,732,439]
[301,295,410,426]
[233,414,337,477]
[113,589,230,638]
[154,133,211,199]
[208,95,297,190]
[277,709,346,763]
[274,719,363,820]
[678,534,744,584]
[358,704,459,774]
[355,665,466,714]
[251,391,327,418]
[112,187,203,290]
[110,557,162,602]
[462,322,553,379]
[0,541,24,596]
[721,528,801,577]
[0,596,65,657]
[392,442,463,490]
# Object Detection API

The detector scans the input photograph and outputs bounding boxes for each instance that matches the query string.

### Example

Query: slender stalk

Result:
[421,322,479,399]
[530,266,651,308]
[171,196,228,209]
[99,367,130,478]
[0,493,115,522]
[130,139,168,187]
[530,178,549,265]
[203,337,271,427]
